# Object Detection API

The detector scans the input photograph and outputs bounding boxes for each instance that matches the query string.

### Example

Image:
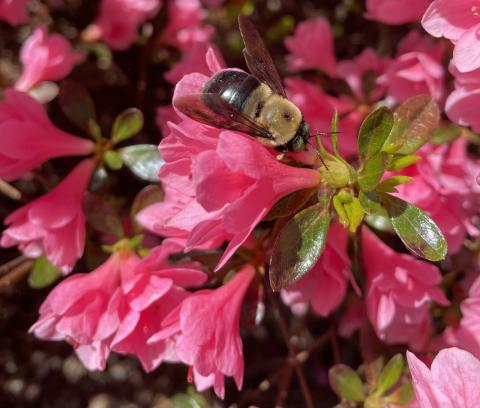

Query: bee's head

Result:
[288,120,310,152]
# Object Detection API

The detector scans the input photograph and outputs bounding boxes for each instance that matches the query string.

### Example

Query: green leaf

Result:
[58,80,96,133]
[329,364,366,402]
[383,195,447,261]
[172,386,208,408]
[358,107,394,161]
[270,203,331,290]
[377,176,412,193]
[88,42,113,69]
[29,256,62,289]
[264,188,315,221]
[344,197,365,232]
[358,190,384,215]
[387,155,421,171]
[171,394,204,408]
[364,357,385,391]
[385,380,414,405]
[358,152,388,192]
[88,119,102,141]
[112,108,144,144]
[333,192,350,228]
[365,214,394,232]
[104,150,123,170]
[384,96,440,155]
[375,354,404,396]
[127,234,144,249]
[120,144,164,182]
[89,167,108,192]
[431,124,462,145]
[29,81,59,104]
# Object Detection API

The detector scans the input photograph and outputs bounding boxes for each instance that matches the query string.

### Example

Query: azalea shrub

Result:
[1,1,480,407]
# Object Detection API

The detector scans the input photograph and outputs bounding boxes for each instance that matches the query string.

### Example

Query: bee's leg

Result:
[275,145,288,161]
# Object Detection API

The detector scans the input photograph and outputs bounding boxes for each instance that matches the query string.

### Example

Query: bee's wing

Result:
[175,93,274,139]
[238,15,286,97]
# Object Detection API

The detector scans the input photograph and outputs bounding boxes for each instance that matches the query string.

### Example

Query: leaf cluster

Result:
[329,354,413,407]
[269,96,447,290]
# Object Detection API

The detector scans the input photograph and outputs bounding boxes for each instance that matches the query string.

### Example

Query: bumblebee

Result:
[175,15,311,153]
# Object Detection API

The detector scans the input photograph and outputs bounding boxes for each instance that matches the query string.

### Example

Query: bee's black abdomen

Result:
[203,70,260,111]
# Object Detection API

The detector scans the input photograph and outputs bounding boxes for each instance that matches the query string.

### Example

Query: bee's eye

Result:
[291,136,305,152]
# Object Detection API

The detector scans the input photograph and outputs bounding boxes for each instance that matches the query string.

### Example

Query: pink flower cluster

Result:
[380,30,445,104]
[422,0,480,130]
[30,240,255,398]
[362,227,449,350]
[84,0,215,85]
[407,348,480,407]
[1,159,94,273]
[444,268,480,359]
[0,89,94,271]
[84,0,161,50]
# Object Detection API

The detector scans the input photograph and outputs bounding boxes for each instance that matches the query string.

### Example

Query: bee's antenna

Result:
[312,131,342,137]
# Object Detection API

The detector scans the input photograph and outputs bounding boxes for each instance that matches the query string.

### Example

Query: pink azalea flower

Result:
[0,0,29,25]
[15,26,83,92]
[396,29,445,60]
[285,18,336,76]
[407,347,480,408]
[362,227,449,349]
[444,271,480,359]
[30,241,206,371]
[30,247,141,370]
[137,182,231,251]
[84,0,161,50]
[0,89,94,181]
[142,57,321,268]
[1,159,94,273]
[394,138,480,253]
[193,130,321,269]
[160,0,213,50]
[164,42,224,84]
[111,241,207,371]
[365,0,430,25]
[380,31,445,103]
[148,265,255,399]
[422,0,480,73]
[337,48,391,102]
[281,223,351,317]
[445,64,480,132]
[381,52,445,103]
